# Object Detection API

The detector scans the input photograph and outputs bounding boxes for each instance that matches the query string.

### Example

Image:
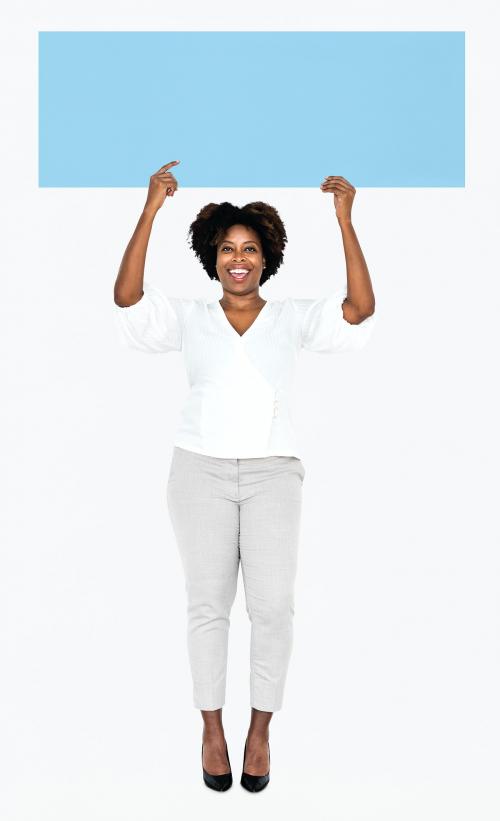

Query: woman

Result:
[113,161,377,793]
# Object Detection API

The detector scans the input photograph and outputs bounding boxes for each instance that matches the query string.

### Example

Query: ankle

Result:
[203,727,225,741]
[247,730,269,743]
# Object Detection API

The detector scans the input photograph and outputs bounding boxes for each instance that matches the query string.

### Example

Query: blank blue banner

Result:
[39,31,464,188]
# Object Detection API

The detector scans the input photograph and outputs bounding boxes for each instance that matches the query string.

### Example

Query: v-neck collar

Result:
[213,298,272,339]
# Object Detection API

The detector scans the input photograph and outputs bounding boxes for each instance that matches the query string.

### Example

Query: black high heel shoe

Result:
[202,740,233,791]
[240,738,270,792]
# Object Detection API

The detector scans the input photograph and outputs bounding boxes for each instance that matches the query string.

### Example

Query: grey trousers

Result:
[166,445,306,712]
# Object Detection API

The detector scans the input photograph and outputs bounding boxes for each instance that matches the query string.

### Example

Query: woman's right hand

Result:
[145,160,181,213]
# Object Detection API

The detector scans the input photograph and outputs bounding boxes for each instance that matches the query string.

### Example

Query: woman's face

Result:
[215,224,266,297]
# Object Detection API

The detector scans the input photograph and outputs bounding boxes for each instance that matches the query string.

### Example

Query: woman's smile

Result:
[228,268,250,281]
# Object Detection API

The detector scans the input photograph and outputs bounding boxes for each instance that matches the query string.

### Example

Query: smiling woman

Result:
[216,224,265,298]
[187,200,287,324]
[187,200,287,287]
[113,166,377,791]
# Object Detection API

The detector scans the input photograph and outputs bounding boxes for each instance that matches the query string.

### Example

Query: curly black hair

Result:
[187,201,288,286]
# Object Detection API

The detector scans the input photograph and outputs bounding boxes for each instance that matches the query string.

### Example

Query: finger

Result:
[321,182,349,192]
[322,177,354,189]
[155,160,181,174]
[322,178,352,190]
[323,176,351,184]
[320,184,354,195]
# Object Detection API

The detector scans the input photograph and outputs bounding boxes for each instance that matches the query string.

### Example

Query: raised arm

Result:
[320,175,375,323]
[113,160,180,307]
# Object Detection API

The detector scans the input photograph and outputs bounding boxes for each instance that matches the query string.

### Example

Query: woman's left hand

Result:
[320,175,356,222]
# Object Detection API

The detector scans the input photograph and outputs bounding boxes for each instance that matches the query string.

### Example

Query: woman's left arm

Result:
[320,175,376,325]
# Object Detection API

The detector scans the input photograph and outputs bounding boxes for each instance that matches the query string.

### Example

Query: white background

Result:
[2,2,499,819]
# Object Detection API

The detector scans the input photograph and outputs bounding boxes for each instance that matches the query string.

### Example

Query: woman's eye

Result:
[222,246,256,252]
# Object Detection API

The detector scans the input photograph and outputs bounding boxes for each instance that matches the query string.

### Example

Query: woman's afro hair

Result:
[187,201,287,286]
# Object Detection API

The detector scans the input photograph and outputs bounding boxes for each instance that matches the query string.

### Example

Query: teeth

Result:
[230,270,249,275]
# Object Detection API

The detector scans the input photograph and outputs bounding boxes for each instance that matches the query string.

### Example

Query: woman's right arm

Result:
[113,160,181,307]
[114,206,157,307]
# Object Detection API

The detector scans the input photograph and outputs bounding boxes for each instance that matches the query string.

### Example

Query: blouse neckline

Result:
[214,298,273,339]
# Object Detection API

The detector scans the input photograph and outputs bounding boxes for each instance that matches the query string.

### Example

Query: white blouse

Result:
[114,281,377,459]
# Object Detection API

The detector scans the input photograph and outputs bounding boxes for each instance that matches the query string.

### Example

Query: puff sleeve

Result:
[292,284,377,353]
[113,281,187,353]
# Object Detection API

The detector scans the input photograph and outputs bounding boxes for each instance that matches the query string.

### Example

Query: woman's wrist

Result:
[142,203,158,220]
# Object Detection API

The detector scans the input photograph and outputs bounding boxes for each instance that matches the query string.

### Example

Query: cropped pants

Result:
[166,445,306,712]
